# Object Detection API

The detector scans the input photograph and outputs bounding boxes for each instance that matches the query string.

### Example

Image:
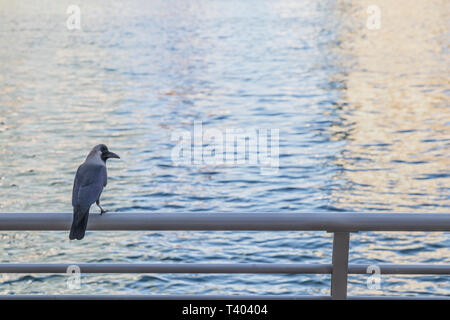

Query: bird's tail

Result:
[69,206,90,240]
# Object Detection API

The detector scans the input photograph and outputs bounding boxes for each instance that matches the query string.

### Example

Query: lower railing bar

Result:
[0,294,447,300]
[0,263,332,274]
[348,264,450,275]
[348,295,450,300]
[0,263,449,274]
[0,294,331,300]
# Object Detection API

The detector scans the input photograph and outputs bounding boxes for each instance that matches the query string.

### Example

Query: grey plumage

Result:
[69,144,119,240]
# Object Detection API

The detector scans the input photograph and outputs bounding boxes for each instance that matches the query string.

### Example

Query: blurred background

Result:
[0,0,448,296]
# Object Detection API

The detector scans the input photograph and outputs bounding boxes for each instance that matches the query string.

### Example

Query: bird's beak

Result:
[104,151,120,160]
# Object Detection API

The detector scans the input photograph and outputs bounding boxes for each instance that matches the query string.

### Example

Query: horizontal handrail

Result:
[0,263,449,274]
[0,212,449,231]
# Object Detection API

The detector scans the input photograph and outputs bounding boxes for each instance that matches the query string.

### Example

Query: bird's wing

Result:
[103,167,108,187]
[72,166,81,207]
[72,164,107,207]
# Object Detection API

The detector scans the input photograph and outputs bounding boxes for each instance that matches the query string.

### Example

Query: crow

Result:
[69,144,119,240]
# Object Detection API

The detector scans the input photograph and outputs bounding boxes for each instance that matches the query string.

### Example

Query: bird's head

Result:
[88,144,120,162]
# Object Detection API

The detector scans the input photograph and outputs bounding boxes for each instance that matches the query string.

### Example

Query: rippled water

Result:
[0,0,449,296]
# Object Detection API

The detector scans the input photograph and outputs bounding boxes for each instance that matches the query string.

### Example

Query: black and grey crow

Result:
[69,144,120,240]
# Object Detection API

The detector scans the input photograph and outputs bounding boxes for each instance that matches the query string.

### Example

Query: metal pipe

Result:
[331,232,350,300]
[0,212,449,231]
[0,263,332,274]
[0,294,331,300]
[0,263,448,274]
[0,294,447,300]
[348,264,450,275]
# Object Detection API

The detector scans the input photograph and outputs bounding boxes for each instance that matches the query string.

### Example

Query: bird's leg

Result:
[96,199,107,215]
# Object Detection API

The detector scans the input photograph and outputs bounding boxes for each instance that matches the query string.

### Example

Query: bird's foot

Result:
[100,209,108,215]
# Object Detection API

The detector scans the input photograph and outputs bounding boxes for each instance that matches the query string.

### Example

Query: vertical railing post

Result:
[331,232,350,300]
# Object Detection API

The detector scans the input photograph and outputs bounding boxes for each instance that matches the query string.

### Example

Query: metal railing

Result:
[0,212,449,300]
